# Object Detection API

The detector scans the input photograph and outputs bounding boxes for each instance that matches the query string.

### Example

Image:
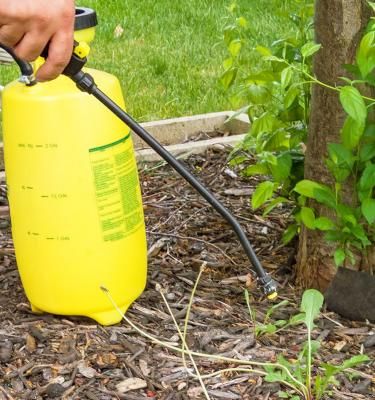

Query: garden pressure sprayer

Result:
[0,7,277,325]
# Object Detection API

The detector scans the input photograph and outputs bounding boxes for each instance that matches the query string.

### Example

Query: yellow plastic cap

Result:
[74,42,91,59]
[267,292,278,300]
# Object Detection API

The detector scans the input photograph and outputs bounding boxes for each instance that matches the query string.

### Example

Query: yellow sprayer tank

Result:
[1,8,147,325]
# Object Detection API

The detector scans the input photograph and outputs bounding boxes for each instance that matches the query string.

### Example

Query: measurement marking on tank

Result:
[41,195,49,198]
[17,143,58,149]
[45,236,70,241]
[27,231,40,236]
[21,186,34,190]
[50,193,68,199]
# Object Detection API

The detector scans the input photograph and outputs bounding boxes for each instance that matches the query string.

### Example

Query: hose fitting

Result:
[258,275,278,300]
[0,44,36,86]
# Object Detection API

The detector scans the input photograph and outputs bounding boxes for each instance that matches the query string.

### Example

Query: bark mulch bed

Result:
[0,145,374,400]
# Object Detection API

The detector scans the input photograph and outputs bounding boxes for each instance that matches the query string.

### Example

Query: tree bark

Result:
[296,0,372,291]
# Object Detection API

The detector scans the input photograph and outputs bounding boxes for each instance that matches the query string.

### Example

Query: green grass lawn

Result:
[0,0,296,121]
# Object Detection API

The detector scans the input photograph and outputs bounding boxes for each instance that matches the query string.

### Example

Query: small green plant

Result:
[244,289,304,336]
[103,282,369,400]
[263,289,369,399]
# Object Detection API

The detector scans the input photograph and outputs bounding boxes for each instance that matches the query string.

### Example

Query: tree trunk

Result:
[296,0,372,291]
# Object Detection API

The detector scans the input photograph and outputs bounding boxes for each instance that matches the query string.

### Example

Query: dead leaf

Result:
[26,334,36,353]
[187,386,203,398]
[333,340,347,352]
[139,359,151,376]
[0,341,13,363]
[114,25,124,39]
[96,352,118,368]
[77,361,96,378]
[116,378,147,394]
[224,188,253,196]
[147,238,168,257]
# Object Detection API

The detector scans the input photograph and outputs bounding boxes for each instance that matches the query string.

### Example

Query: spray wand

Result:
[1,41,278,300]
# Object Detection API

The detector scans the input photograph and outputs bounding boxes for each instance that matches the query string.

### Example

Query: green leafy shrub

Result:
[221,0,315,243]
[222,1,375,266]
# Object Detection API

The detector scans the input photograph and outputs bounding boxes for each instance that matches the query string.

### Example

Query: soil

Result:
[0,145,374,400]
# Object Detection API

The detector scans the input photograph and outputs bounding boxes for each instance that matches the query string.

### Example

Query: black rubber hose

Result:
[0,44,36,84]
[69,71,278,297]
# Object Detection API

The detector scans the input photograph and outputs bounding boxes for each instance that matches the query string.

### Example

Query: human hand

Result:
[0,0,75,81]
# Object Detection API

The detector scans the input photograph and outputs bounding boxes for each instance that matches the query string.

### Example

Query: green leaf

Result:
[289,312,306,326]
[263,196,288,216]
[334,248,346,266]
[269,153,292,181]
[326,159,352,183]
[252,181,274,209]
[251,112,282,137]
[359,163,375,191]
[301,207,316,229]
[265,371,285,383]
[294,179,324,198]
[341,116,365,150]
[282,224,298,244]
[340,354,369,370]
[339,86,367,123]
[265,299,289,321]
[356,31,375,78]
[255,45,272,57]
[248,84,271,104]
[361,198,375,224]
[301,41,322,58]
[223,24,237,46]
[256,323,277,336]
[281,66,293,90]
[229,39,242,57]
[325,230,344,243]
[336,204,358,225]
[264,55,285,63]
[284,85,299,108]
[236,16,248,28]
[242,163,269,177]
[220,67,238,90]
[314,187,337,209]
[263,129,290,152]
[351,224,371,246]
[368,1,375,12]
[223,57,233,70]
[294,180,336,208]
[359,143,375,162]
[246,71,275,84]
[314,217,335,231]
[327,143,355,168]
[300,289,324,332]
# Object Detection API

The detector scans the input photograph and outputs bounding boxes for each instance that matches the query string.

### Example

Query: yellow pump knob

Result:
[74,41,90,59]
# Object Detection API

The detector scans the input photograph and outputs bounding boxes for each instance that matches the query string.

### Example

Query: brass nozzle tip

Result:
[267,292,278,300]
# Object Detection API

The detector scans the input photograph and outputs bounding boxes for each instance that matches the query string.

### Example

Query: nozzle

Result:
[258,275,278,300]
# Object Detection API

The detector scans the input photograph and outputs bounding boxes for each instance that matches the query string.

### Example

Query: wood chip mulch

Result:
[0,145,374,400]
